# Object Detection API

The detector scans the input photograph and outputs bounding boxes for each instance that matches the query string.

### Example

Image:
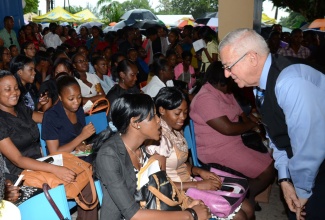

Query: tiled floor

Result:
[72,182,288,220]
[255,183,288,220]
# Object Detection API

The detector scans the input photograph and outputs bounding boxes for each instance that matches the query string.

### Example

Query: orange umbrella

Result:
[177,17,195,28]
[109,22,117,26]
[308,18,325,31]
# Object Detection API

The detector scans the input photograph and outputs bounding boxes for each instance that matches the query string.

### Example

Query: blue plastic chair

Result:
[18,184,71,220]
[184,119,201,167]
[95,179,103,206]
[37,123,48,157]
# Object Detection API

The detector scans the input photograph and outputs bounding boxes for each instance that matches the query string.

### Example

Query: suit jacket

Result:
[96,134,139,220]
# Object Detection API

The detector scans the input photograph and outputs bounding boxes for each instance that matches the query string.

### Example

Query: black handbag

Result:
[134,158,187,211]
[241,131,268,153]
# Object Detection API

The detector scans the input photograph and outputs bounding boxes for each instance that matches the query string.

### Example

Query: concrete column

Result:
[218,0,263,40]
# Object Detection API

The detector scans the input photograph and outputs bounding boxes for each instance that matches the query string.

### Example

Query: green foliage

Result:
[270,0,325,21]
[63,6,83,14]
[279,11,307,29]
[120,0,154,12]
[23,0,39,14]
[156,0,218,19]
[97,0,123,23]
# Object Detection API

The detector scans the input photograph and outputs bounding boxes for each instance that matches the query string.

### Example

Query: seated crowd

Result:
[2,16,322,220]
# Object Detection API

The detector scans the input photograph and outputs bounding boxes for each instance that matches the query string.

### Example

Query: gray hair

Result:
[219,28,269,56]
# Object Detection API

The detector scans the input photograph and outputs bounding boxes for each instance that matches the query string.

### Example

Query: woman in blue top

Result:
[42,75,95,154]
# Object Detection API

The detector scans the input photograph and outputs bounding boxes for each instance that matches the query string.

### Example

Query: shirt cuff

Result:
[278,166,290,179]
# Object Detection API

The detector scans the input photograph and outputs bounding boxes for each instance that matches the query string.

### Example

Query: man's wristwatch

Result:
[278,178,292,184]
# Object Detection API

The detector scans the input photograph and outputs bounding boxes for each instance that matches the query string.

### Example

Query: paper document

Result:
[37,154,63,166]
[83,100,93,113]
[193,39,206,52]
[137,160,160,190]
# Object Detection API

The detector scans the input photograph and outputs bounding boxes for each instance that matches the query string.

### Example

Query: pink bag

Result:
[186,167,249,218]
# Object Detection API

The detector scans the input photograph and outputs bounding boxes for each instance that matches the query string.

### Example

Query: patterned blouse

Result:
[146,118,193,183]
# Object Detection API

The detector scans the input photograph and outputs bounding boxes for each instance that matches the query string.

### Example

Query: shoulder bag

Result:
[186,167,249,218]
[21,152,98,210]
[134,157,189,211]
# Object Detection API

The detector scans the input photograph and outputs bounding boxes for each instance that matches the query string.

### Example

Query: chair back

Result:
[18,184,71,220]
[37,123,48,157]
[184,119,201,167]
[95,180,103,206]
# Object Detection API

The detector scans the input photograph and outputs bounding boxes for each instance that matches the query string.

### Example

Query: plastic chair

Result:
[18,184,71,220]
[184,119,201,167]
[37,123,48,157]
[95,179,103,206]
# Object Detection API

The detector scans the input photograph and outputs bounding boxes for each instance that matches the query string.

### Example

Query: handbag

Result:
[134,157,188,211]
[186,167,249,218]
[21,152,98,210]
[241,130,268,153]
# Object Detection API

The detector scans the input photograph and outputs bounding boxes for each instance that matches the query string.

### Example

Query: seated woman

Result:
[72,53,105,105]
[96,93,210,220]
[0,70,75,183]
[146,87,254,220]
[105,59,140,105]
[141,58,174,98]
[190,62,275,206]
[10,55,49,111]
[39,57,75,112]
[174,51,196,90]
[42,75,97,220]
[0,47,11,71]
[92,56,115,95]
[42,76,95,154]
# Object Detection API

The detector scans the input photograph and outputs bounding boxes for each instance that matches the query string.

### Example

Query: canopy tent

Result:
[74,9,100,23]
[262,13,276,25]
[33,6,82,23]
[308,18,325,31]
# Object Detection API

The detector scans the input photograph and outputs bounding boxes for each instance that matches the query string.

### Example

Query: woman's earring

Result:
[137,126,141,129]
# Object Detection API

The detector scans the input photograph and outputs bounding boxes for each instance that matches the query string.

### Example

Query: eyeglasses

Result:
[222,52,248,72]
[74,59,88,64]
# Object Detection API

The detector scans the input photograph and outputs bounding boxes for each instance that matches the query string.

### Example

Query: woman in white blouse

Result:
[72,53,105,105]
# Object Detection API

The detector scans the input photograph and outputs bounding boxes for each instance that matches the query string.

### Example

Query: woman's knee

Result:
[241,199,254,220]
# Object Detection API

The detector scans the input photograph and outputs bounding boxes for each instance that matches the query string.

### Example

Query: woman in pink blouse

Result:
[147,87,254,220]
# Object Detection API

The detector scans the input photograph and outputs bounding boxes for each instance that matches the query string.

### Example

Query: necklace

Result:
[125,144,143,165]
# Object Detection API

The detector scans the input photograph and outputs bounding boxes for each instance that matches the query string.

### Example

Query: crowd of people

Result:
[0,13,324,220]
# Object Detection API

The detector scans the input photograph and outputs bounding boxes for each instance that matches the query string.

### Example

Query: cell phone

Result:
[220,185,234,192]
[43,157,54,164]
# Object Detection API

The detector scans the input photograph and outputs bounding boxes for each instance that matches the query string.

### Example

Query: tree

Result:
[270,0,325,21]
[279,11,307,29]
[64,6,83,14]
[24,0,39,14]
[120,0,154,12]
[156,0,218,19]
[97,0,124,23]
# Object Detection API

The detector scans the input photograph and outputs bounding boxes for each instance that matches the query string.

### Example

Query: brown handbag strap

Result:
[88,98,110,115]
[73,161,98,210]
[42,183,66,220]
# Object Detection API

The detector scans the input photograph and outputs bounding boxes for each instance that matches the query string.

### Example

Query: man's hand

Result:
[296,197,307,220]
[280,181,303,218]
